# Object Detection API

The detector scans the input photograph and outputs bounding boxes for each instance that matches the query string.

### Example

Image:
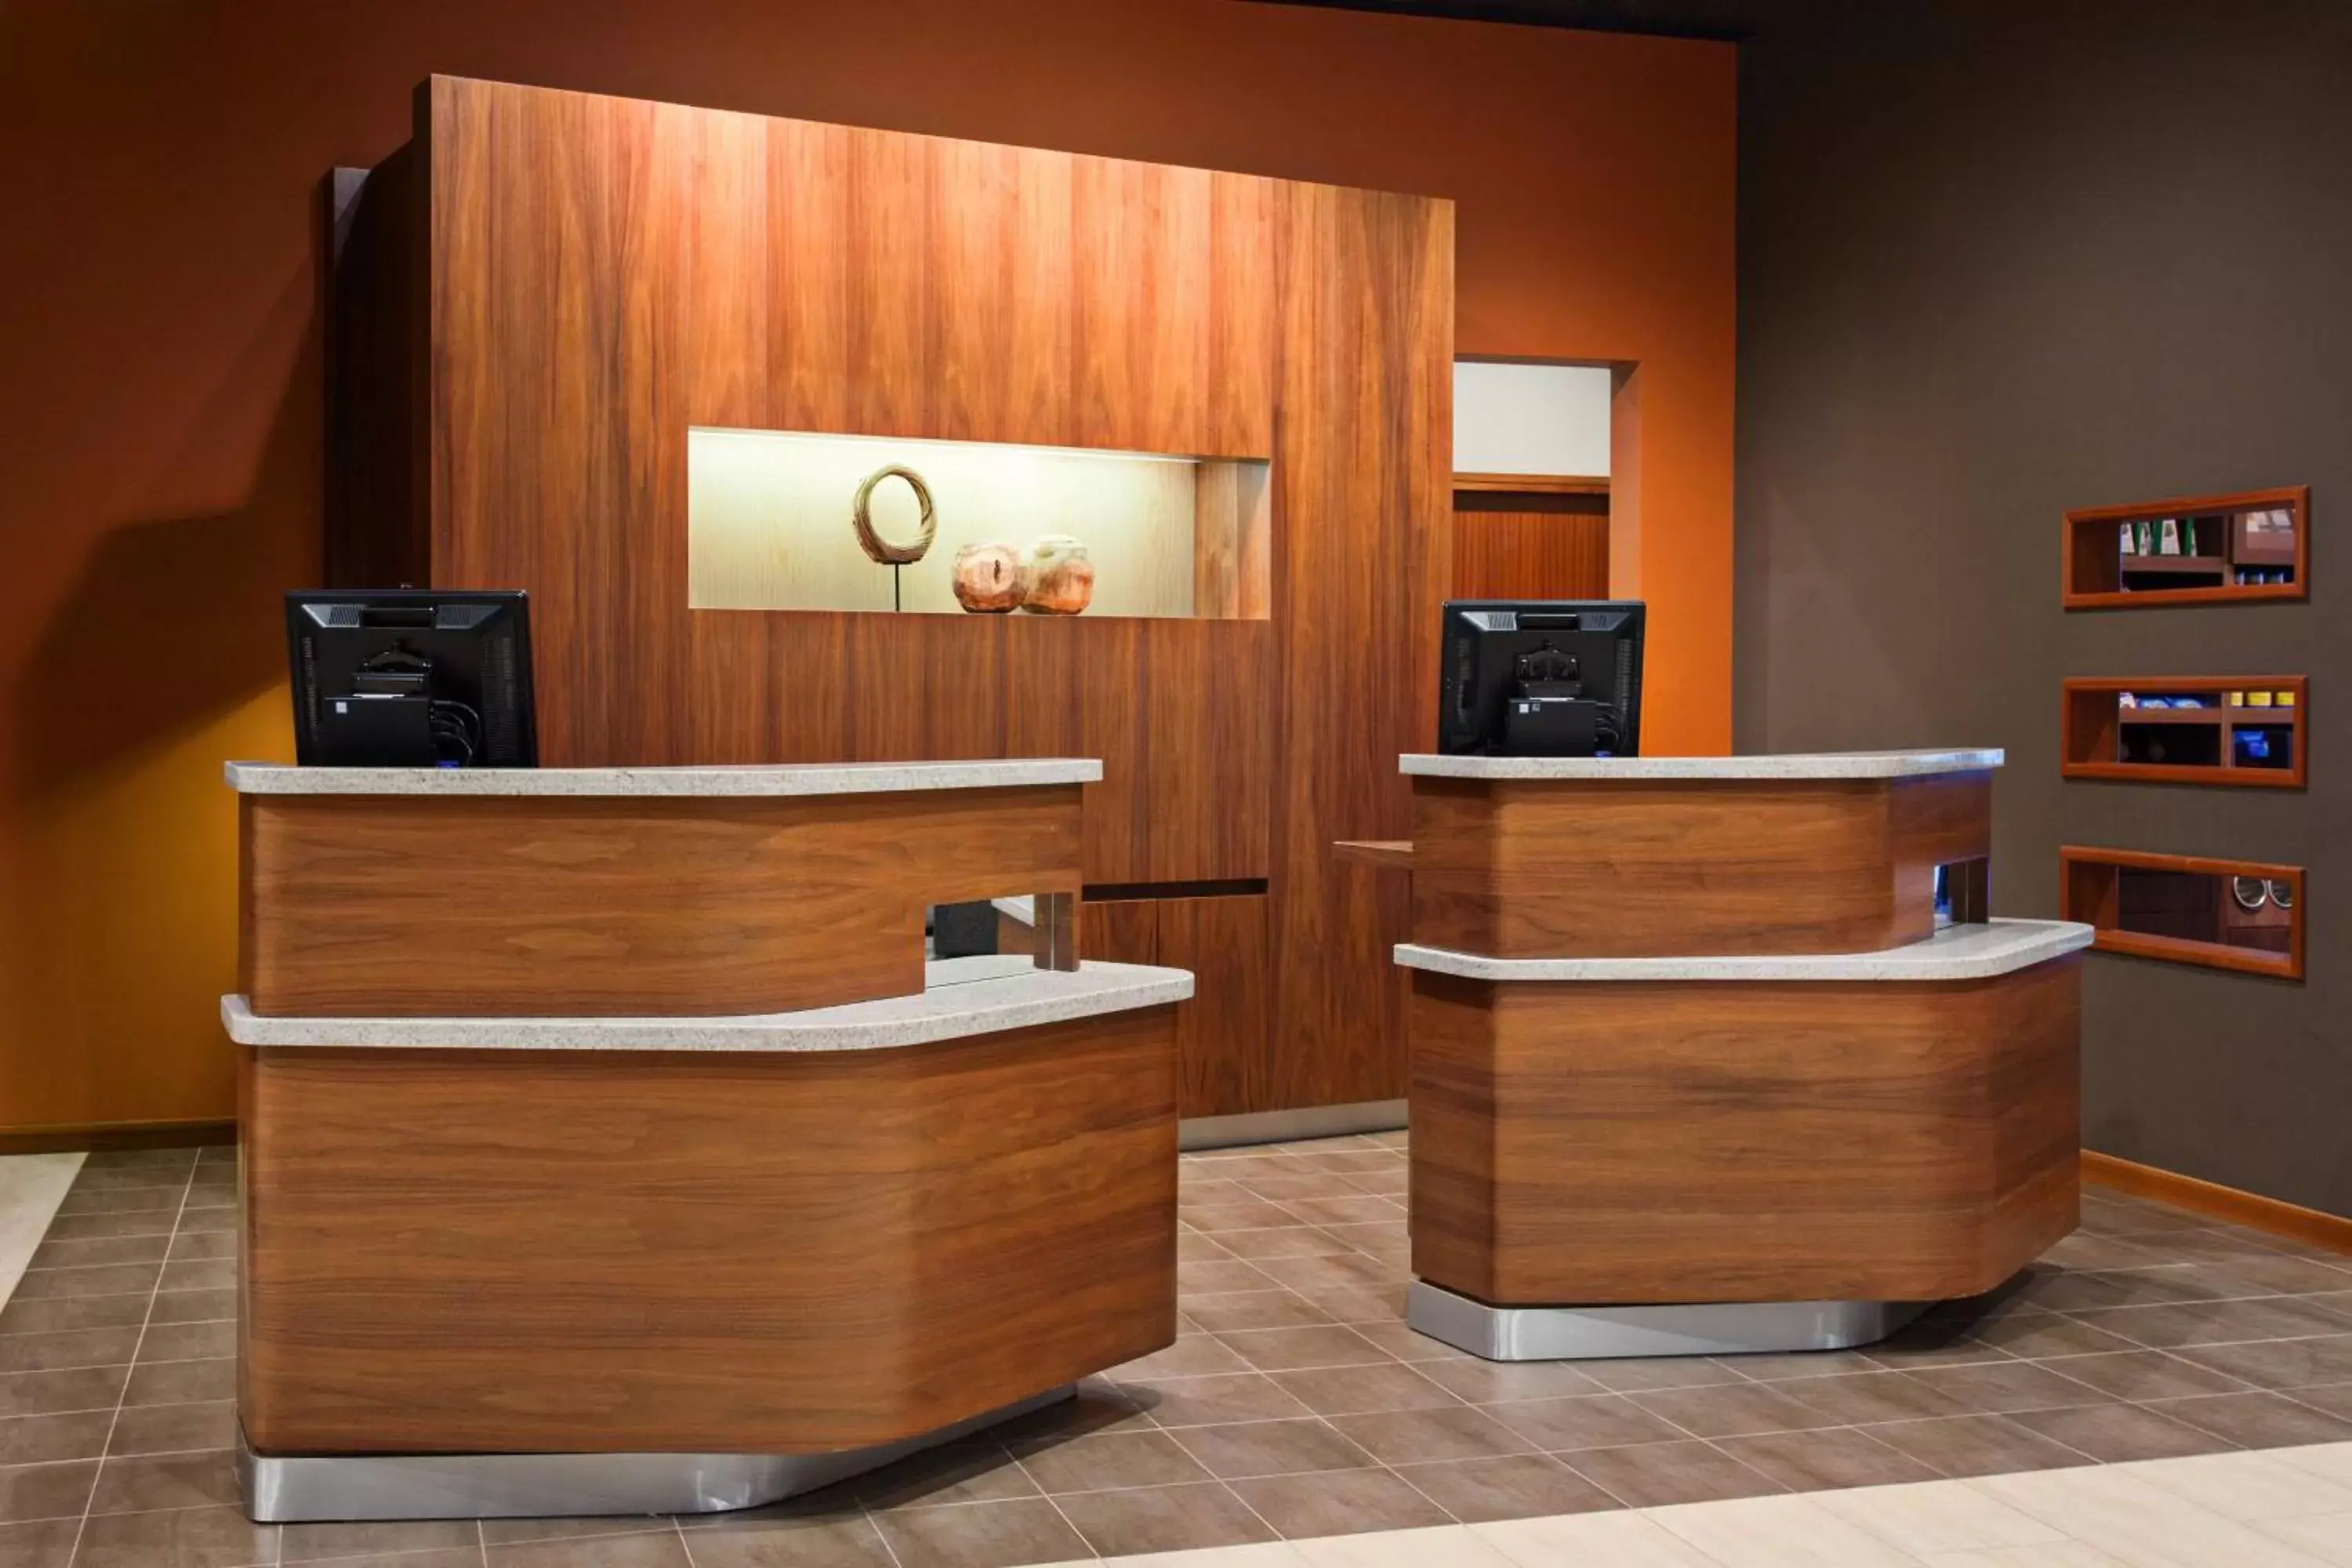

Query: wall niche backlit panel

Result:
[688,428,1272,620]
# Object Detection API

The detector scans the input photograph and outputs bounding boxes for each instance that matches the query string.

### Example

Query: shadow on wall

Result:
[9,320,320,804]
[1,275,321,1133]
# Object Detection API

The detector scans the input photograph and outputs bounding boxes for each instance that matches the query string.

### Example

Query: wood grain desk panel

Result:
[238,1007,1178,1454]
[1411,773,1991,957]
[1410,959,2079,1305]
[241,786,1080,1017]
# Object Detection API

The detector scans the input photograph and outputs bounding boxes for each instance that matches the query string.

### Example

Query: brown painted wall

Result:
[0,1,1732,1138]
[1734,1,2352,1211]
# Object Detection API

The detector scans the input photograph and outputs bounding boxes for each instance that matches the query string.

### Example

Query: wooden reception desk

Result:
[1390,750,2092,1360]
[223,760,1187,1522]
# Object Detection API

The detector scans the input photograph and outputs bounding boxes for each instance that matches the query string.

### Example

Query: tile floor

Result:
[4,1135,2352,1566]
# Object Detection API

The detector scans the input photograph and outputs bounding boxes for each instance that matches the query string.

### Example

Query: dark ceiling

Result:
[1261,0,1760,42]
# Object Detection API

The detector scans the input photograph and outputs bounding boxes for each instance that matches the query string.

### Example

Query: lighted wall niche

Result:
[688,428,1272,620]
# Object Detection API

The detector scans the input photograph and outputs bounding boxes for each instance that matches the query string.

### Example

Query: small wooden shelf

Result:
[2061,846,2303,979]
[2063,486,2307,608]
[1332,839,1414,870]
[1453,473,1610,497]
[2062,677,2306,788]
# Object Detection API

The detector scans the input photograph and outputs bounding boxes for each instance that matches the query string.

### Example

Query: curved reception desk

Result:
[223,760,1188,1521]
[1394,750,2092,1361]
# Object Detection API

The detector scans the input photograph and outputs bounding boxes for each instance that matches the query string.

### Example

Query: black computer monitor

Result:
[285,590,537,768]
[1436,600,1644,757]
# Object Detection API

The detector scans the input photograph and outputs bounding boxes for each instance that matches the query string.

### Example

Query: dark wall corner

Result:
[1733,0,2352,1211]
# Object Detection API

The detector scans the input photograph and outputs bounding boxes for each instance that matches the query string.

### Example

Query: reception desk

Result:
[223,760,1187,1521]
[1390,750,2092,1360]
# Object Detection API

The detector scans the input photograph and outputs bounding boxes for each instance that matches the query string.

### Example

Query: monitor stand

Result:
[1502,695,1605,757]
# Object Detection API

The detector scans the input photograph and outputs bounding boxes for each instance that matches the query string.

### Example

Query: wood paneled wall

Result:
[1451,492,1610,601]
[345,77,1451,1115]
[1044,894,1275,1119]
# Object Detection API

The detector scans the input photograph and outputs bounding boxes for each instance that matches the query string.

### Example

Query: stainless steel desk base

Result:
[238,1386,1074,1523]
[1407,1280,1931,1362]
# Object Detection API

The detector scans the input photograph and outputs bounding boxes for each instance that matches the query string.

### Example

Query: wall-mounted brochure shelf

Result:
[2063,486,2307,608]
[2060,846,2303,980]
[2062,677,2306,789]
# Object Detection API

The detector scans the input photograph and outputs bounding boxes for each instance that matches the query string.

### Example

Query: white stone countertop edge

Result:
[225,759,1102,796]
[1395,918,2092,982]
[223,958,1191,1051]
[1399,749,2004,780]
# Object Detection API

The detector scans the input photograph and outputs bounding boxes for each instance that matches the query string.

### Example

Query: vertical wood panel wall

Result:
[1451,496,1611,601]
[359,76,1451,1115]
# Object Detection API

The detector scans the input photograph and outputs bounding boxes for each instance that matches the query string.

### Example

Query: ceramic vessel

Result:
[1021,535,1094,615]
[953,543,1026,612]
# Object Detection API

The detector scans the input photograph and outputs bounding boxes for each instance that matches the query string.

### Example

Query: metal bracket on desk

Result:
[238,1386,1073,1523]
[1407,1280,1930,1362]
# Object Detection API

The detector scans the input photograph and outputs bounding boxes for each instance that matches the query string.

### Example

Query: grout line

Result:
[1212,1475,1287,1546]
[63,1152,198,1568]
[1003,1446,1105,1560]
[862,1496,910,1568]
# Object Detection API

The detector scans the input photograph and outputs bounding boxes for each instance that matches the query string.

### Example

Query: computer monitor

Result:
[285,590,537,768]
[1436,600,1645,757]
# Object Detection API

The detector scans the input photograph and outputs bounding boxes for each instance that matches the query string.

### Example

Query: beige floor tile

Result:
[1472,1509,1735,1566]
[1643,1492,1926,1566]
[2269,1442,2352,1487]
[1103,1544,1314,1568]
[1916,1545,2128,1566]
[2251,1513,2352,1566]
[0,1156,85,1305]
[1288,1523,1516,1568]
[1967,1465,2336,1566]
[1812,1478,2069,1555]
[2111,1449,2352,1520]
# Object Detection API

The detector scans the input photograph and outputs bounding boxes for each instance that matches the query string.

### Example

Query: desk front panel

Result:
[1411,772,1991,958]
[238,1008,1178,1454]
[1410,959,2079,1305]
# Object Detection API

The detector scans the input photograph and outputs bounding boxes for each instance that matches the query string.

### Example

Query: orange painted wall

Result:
[0,0,1733,1138]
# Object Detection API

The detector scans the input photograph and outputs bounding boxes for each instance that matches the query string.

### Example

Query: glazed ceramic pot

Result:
[1021,535,1094,615]
[952,543,1026,612]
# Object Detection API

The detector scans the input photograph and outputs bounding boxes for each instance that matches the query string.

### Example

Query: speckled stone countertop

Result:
[222,956,1191,1052]
[1399,749,2003,781]
[1396,918,2091,983]
[224,759,1102,797]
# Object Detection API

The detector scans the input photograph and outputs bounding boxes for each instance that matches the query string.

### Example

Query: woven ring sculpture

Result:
[851,464,938,566]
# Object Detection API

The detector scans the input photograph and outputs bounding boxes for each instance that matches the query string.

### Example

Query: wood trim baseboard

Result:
[0,1119,238,1156]
[2082,1149,2352,1256]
